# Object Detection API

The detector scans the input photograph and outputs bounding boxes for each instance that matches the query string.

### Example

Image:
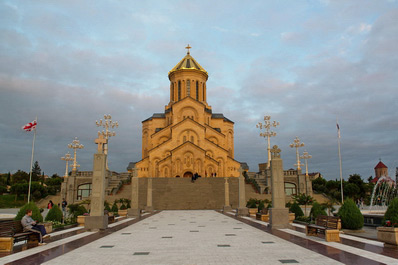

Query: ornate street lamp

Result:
[96,114,118,169]
[68,137,84,172]
[290,136,304,170]
[300,150,312,177]
[61,152,73,177]
[300,150,312,195]
[256,116,279,169]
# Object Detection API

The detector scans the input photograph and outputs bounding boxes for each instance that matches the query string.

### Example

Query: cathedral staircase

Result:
[145,177,239,210]
[105,172,131,195]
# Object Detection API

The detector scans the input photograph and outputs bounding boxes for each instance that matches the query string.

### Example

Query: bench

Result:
[306,215,341,242]
[0,219,40,253]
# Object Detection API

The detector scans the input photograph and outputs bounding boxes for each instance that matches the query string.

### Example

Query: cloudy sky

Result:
[1,0,397,181]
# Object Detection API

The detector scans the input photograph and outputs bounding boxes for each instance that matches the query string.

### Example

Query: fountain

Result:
[369,176,397,212]
[361,175,397,226]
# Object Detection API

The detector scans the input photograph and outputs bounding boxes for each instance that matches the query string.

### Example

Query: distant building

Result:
[371,160,389,184]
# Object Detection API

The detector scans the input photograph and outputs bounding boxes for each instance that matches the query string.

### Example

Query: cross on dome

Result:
[185,44,191,54]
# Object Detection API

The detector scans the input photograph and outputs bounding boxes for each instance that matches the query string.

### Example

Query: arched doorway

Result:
[183,171,193,178]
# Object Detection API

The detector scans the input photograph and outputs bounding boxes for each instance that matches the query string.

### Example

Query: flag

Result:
[22,120,37,132]
[336,123,340,138]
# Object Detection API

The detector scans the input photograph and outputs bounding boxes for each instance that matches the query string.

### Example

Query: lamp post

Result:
[96,114,118,169]
[300,151,312,177]
[68,137,84,172]
[256,116,279,169]
[61,152,73,177]
[289,136,304,170]
[300,150,312,195]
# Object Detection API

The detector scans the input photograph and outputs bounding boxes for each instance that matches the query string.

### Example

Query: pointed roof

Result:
[375,161,388,169]
[168,46,208,78]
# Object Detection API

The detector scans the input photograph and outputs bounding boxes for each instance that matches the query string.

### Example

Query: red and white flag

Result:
[22,120,37,132]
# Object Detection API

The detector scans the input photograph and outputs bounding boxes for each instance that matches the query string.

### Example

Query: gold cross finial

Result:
[185,44,191,54]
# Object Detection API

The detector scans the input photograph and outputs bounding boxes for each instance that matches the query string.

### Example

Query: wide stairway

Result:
[150,177,238,210]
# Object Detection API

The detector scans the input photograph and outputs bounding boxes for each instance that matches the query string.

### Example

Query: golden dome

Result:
[168,45,208,79]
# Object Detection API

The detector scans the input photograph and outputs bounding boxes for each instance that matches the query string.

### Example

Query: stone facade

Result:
[135,50,241,179]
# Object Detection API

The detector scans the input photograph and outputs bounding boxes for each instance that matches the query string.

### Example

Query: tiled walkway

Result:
[1,210,397,265]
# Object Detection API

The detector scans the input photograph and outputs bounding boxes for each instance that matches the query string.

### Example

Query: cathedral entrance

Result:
[183,171,193,178]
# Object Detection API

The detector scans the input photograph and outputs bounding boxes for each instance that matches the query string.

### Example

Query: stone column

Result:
[223,177,232,212]
[85,153,108,230]
[66,172,76,205]
[269,145,289,229]
[85,134,108,230]
[145,177,153,212]
[128,167,140,217]
[236,167,249,216]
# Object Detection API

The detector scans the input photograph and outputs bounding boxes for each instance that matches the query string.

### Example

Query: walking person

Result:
[62,198,68,221]
[21,209,50,245]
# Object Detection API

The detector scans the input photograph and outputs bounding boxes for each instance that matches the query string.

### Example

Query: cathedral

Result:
[134,47,241,179]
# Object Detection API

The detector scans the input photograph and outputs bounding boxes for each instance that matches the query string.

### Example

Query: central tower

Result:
[135,46,241,179]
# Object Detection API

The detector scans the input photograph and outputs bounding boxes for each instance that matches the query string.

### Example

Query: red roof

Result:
[374,161,388,169]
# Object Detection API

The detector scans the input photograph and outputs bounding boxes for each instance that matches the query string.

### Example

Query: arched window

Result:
[183,136,187,142]
[191,136,194,143]
[196,81,199,100]
[284,183,297,196]
[187,80,191,97]
[178,81,181,100]
[77,183,92,200]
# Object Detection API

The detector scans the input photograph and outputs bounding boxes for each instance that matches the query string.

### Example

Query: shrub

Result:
[289,202,304,218]
[295,215,310,223]
[104,201,111,212]
[126,200,131,209]
[384,198,398,225]
[15,202,43,222]
[257,200,265,212]
[45,204,63,222]
[337,198,364,230]
[246,198,257,208]
[310,202,327,220]
[68,204,87,223]
[120,204,127,210]
[111,201,118,213]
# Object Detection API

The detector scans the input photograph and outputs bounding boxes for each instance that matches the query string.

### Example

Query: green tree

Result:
[11,170,29,184]
[343,183,360,199]
[289,202,304,218]
[310,202,327,220]
[45,204,63,222]
[6,172,11,186]
[293,193,314,216]
[384,198,398,225]
[337,199,364,229]
[15,202,43,222]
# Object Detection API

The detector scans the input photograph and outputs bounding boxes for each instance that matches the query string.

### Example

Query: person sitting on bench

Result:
[21,209,49,246]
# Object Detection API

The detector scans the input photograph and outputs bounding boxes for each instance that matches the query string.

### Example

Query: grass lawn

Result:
[0,194,27,208]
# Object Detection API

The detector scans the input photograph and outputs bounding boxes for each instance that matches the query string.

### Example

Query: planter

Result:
[77,215,86,227]
[256,213,269,222]
[289,213,295,223]
[377,227,398,245]
[118,209,128,217]
[42,222,53,234]
[248,208,258,216]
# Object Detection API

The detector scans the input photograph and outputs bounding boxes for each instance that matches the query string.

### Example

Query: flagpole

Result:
[27,117,37,203]
[337,119,344,204]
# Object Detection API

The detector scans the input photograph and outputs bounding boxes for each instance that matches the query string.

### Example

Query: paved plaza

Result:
[1,210,398,265]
